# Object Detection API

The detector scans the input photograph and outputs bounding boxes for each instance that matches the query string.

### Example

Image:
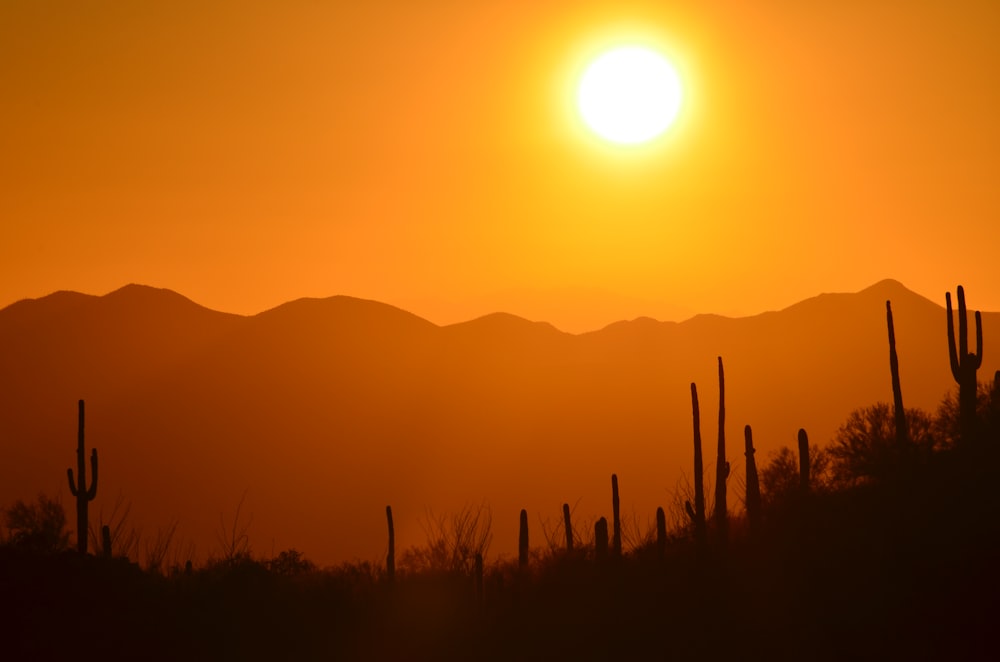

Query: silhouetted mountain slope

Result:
[0,281,996,564]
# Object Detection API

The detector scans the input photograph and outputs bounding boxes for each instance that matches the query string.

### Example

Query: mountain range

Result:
[1,280,997,565]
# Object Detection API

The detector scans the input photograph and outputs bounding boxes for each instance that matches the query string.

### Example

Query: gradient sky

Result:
[3,0,998,332]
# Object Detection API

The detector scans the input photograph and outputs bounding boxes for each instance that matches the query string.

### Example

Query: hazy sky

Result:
[3,0,998,332]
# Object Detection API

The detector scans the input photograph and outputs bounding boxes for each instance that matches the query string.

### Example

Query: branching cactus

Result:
[67,400,98,554]
[562,503,573,552]
[886,301,909,448]
[946,286,984,444]
[798,429,811,493]
[518,509,529,570]
[714,357,730,537]
[611,474,622,558]
[685,383,707,548]
[386,505,395,584]
[744,425,761,532]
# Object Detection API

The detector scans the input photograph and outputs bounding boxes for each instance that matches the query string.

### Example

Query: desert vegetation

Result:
[2,287,999,660]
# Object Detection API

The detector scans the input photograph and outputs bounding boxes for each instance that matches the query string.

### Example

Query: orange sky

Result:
[2,0,998,332]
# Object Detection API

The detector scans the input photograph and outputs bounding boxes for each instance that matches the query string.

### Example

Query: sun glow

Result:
[577,46,683,145]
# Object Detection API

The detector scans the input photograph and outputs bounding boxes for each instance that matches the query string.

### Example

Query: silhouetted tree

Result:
[267,549,316,576]
[401,503,492,576]
[3,494,70,552]
[829,403,936,486]
[934,383,995,448]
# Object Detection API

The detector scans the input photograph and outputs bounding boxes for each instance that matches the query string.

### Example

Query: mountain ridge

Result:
[1,279,996,565]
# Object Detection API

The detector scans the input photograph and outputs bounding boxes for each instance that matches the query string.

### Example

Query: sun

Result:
[577,46,683,145]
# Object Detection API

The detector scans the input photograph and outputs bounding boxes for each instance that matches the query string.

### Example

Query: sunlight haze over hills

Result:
[2,1,999,332]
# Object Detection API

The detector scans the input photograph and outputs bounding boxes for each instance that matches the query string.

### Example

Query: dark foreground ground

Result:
[3,447,999,661]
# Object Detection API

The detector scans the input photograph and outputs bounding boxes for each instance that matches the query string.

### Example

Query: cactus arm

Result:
[68,468,79,496]
[958,286,969,359]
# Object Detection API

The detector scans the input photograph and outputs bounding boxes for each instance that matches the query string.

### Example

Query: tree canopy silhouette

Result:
[3,494,70,552]
[828,402,936,486]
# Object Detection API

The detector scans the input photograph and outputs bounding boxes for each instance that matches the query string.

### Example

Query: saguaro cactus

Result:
[101,525,112,559]
[474,553,484,606]
[655,507,667,559]
[744,425,761,532]
[886,301,909,448]
[714,357,729,536]
[594,517,609,562]
[798,429,811,493]
[518,509,529,570]
[67,400,98,554]
[685,383,707,547]
[562,503,573,552]
[386,505,395,583]
[946,286,983,444]
[611,474,622,558]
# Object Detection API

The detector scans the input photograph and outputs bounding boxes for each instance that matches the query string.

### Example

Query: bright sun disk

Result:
[577,46,682,145]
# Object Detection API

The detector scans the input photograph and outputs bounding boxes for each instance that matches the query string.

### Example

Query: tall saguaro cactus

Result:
[744,425,761,532]
[946,286,984,444]
[886,301,909,449]
[67,400,98,554]
[518,509,529,570]
[562,503,573,552]
[798,429,811,493]
[594,517,609,562]
[714,357,729,536]
[611,474,622,558]
[655,507,667,559]
[685,383,706,548]
[386,505,395,584]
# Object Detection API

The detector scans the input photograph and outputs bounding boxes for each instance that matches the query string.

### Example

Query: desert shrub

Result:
[828,403,936,486]
[399,502,492,576]
[3,494,70,552]
[760,444,832,505]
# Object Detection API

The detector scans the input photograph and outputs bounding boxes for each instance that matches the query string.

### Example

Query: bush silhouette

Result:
[760,444,831,506]
[829,402,936,486]
[3,494,70,552]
